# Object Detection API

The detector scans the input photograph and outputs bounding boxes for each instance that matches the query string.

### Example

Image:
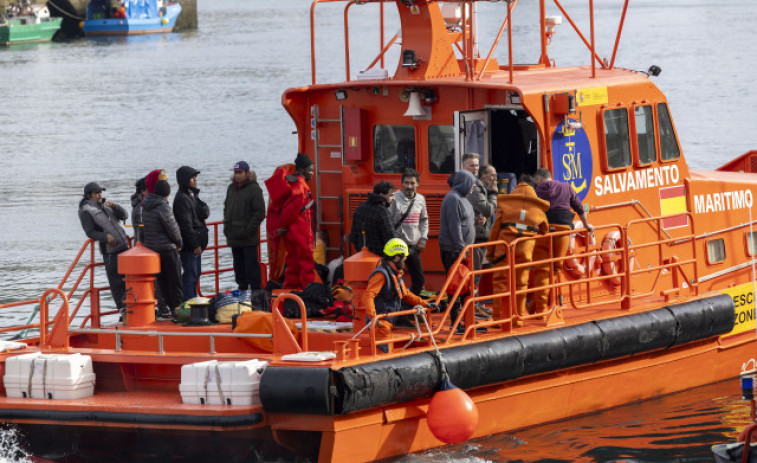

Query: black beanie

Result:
[155,179,171,198]
[295,152,313,170]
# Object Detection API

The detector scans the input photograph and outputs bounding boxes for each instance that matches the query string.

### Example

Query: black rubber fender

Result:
[260,294,735,415]
[259,366,332,414]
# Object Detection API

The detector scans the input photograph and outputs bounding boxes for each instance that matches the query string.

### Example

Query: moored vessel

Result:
[0,2,62,46]
[2,0,757,462]
[82,0,181,37]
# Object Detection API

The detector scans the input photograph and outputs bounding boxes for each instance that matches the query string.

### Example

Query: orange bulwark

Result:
[1,0,757,462]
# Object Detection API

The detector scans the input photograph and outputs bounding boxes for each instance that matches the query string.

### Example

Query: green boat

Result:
[0,2,62,46]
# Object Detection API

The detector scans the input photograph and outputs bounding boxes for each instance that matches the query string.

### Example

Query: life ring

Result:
[600,231,635,287]
[564,221,596,279]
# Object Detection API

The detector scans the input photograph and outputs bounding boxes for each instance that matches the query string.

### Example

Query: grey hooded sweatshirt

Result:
[439,170,476,253]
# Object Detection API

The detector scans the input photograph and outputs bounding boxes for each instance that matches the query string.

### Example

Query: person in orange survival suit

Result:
[277,153,315,290]
[264,163,296,283]
[485,175,549,324]
[362,238,436,352]
[529,168,594,316]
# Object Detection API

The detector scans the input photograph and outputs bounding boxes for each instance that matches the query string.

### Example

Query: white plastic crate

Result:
[3,352,95,400]
[179,359,268,406]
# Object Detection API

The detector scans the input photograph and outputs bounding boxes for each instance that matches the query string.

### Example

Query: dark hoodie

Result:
[173,166,210,251]
[439,170,476,252]
[142,192,183,252]
[349,192,395,255]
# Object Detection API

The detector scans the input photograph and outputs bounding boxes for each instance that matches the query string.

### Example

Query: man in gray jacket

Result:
[389,168,428,294]
[142,175,183,319]
[78,182,129,315]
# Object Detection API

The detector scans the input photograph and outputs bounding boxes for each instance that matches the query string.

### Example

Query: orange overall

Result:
[279,174,314,290]
[530,223,572,314]
[486,183,549,322]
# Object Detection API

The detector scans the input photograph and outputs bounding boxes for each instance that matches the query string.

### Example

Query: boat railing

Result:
[308,0,631,85]
[368,214,701,350]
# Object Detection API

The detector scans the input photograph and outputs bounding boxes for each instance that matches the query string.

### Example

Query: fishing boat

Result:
[1,0,757,462]
[0,2,62,46]
[82,0,181,37]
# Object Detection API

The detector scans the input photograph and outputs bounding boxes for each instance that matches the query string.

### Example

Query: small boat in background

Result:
[82,0,181,37]
[0,1,62,46]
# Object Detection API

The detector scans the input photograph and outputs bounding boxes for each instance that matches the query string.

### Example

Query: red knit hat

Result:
[145,169,166,193]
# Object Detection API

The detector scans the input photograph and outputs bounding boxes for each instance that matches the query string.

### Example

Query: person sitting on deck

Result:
[362,238,435,352]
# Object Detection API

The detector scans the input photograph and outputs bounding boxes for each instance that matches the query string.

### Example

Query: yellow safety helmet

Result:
[383,238,409,257]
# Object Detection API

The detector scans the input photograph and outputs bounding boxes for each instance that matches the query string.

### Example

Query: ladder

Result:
[311,104,344,256]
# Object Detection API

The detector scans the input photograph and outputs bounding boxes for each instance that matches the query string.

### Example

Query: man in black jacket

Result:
[174,166,210,301]
[349,181,395,255]
[78,182,129,315]
[142,173,183,319]
[224,161,266,291]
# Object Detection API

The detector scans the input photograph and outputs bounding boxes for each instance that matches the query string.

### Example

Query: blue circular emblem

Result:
[551,119,593,202]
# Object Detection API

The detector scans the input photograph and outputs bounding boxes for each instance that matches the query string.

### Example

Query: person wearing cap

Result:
[362,238,436,350]
[278,153,316,290]
[142,171,184,319]
[78,181,129,315]
[174,166,210,301]
[223,161,266,292]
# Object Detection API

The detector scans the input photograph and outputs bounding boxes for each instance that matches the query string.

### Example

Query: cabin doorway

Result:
[454,108,539,179]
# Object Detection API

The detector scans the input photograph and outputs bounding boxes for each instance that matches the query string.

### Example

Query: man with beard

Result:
[78,181,129,315]
[362,238,435,351]
[389,169,428,294]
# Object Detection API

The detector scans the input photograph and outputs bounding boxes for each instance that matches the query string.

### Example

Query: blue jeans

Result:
[180,251,202,301]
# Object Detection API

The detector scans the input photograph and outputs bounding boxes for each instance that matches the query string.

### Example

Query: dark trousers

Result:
[103,252,126,311]
[156,249,183,312]
[406,248,425,295]
[180,251,202,301]
[440,250,468,322]
[231,246,261,291]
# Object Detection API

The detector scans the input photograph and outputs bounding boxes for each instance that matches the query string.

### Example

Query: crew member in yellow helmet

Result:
[362,238,437,351]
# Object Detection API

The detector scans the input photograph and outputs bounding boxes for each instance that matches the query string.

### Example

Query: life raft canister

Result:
[564,221,596,279]
[600,230,635,287]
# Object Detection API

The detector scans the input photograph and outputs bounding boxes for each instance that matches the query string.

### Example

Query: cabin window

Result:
[603,108,632,169]
[747,232,757,256]
[373,125,416,174]
[635,105,657,165]
[429,125,455,174]
[706,238,726,264]
[658,103,681,161]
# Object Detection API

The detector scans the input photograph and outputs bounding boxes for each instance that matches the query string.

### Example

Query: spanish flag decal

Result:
[659,185,688,229]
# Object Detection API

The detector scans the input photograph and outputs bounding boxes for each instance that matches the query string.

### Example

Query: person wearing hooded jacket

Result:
[78,181,129,314]
[277,153,315,290]
[142,173,183,319]
[130,177,147,243]
[349,180,396,256]
[486,175,549,323]
[439,169,476,273]
[174,166,210,301]
[224,161,266,292]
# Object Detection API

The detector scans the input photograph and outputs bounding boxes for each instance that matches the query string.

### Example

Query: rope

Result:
[47,0,86,21]
[417,305,449,379]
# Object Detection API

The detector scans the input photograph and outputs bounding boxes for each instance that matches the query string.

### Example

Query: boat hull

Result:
[82,4,180,37]
[0,18,62,46]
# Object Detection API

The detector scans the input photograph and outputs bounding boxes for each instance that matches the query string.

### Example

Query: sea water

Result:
[0,0,756,461]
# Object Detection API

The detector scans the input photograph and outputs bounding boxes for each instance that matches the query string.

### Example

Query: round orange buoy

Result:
[427,377,478,444]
